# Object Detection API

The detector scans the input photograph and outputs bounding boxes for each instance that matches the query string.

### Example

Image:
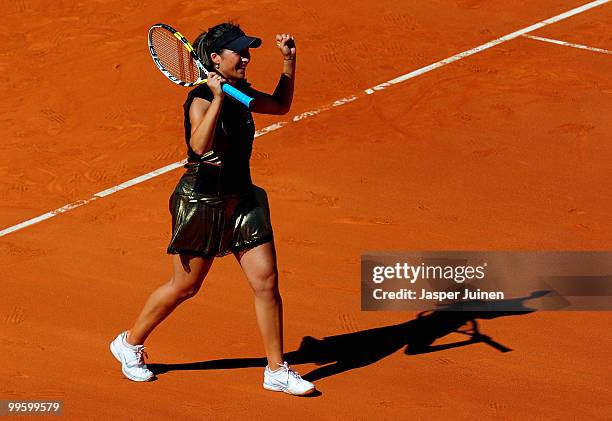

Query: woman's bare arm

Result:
[188,73,226,155]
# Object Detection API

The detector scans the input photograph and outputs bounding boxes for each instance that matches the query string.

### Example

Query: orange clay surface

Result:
[1,1,611,419]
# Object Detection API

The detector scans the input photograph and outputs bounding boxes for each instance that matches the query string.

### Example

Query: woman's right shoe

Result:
[110,331,155,382]
[263,361,316,396]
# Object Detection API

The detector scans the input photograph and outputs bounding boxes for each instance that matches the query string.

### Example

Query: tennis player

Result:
[110,22,315,396]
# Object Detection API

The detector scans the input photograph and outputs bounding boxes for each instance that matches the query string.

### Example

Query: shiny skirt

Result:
[166,162,273,258]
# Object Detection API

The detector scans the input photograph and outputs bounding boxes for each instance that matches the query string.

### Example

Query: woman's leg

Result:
[126,254,214,345]
[235,241,284,368]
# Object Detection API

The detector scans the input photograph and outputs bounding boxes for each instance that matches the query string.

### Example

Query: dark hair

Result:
[193,22,240,70]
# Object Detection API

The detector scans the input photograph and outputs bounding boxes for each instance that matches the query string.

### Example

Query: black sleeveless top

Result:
[183,81,256,195]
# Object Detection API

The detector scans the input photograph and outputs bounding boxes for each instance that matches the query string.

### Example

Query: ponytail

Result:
[193,31,212,70]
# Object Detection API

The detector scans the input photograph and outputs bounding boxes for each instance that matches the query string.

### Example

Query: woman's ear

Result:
[210,52,221,66]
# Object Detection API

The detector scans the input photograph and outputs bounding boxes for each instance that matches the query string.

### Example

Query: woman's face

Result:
[216,48,251,81]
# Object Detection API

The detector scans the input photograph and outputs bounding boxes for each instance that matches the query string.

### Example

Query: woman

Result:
[110,23,315,396]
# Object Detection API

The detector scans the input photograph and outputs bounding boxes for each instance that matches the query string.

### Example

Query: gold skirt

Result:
[167,162,273,258]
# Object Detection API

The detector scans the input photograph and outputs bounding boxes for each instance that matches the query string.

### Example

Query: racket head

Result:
[148,23,209,87]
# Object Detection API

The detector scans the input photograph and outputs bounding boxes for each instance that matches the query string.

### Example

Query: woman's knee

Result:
[250,271,279,298]
[167,254,212,300]
[167,277,203,301]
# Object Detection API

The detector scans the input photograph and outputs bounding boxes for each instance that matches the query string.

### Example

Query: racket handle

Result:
[222,83,254,108]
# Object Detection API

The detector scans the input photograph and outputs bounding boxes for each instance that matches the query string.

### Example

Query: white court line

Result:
[0,161,186,237]
[522,34,612,54]
[1,0,610,238]
[365,0,611,93]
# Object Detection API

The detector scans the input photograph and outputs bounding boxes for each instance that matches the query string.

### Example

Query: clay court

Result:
[1,0,611,419]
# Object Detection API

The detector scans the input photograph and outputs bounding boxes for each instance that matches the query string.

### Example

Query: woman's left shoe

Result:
[263,361,316,396]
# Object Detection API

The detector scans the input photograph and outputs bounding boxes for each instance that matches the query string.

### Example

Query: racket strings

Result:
[150,27,198,83]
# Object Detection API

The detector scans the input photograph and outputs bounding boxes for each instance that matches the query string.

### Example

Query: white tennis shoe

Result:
[110,331,155,382]
[263,361,315,396]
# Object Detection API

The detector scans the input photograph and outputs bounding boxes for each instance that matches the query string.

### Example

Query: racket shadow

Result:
[147,291,547,382]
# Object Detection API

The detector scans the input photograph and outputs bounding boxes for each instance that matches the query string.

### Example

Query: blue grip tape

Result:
[222,83,254,108]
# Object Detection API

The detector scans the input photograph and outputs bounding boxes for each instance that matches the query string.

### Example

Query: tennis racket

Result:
[148,23,254,108]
